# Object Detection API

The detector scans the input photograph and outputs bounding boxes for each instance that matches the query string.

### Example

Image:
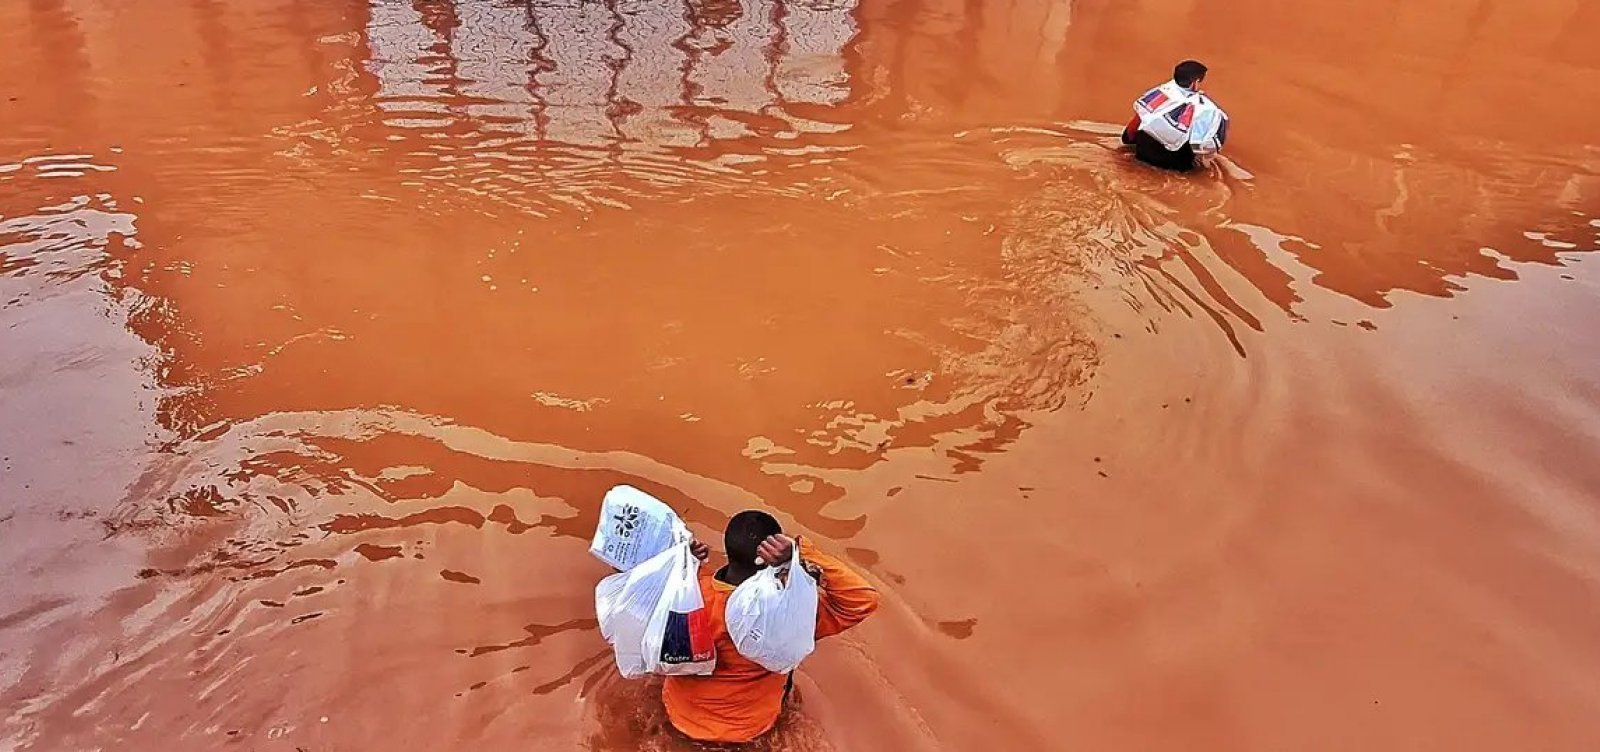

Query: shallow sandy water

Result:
[1,0,1598,750]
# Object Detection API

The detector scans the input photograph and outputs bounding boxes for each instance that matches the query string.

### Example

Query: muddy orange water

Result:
[2,0,1599,750]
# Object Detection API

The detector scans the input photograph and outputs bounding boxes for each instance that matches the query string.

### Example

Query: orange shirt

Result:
[661,537,881,743]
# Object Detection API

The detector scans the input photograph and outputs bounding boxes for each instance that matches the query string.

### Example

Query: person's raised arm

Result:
[800,537,880,638]
[754,535,881,638]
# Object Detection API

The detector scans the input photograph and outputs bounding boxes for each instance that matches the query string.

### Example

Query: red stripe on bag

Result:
[687,608,715,661]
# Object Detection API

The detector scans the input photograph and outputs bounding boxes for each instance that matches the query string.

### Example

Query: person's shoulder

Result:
[702,567,736,596]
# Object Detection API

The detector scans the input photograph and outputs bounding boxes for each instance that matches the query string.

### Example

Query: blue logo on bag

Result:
[612,504,641,536]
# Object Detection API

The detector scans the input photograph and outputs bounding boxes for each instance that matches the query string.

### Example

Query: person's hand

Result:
[754,534,796,567]
[689,540,710,563]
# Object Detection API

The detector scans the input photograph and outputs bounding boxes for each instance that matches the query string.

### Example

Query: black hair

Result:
[1174,60,1208,88]
[725,510,782,566]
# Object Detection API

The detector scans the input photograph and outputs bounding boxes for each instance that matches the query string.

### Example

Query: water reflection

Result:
[129,0,1127,528]
[366,0,858,148]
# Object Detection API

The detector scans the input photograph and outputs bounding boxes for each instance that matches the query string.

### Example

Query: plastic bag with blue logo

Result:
[590,485,681,571]
[592,486,715,678]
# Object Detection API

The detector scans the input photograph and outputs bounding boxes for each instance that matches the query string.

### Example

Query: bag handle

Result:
[773,539,808,588]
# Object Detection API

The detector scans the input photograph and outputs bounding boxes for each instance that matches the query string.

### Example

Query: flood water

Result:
[2,0,1599,749]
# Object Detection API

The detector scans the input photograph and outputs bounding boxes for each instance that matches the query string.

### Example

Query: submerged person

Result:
[668,510,880,744]
[1121,59,1230,172]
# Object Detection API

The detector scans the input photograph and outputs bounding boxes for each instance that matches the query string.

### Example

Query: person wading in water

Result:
[1121,59,1230,172]
[666,510,880,744]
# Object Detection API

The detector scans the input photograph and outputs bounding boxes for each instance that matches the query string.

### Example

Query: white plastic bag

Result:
[595,545,675,677]
[595,540,716,678]
[725,542,818,673]
[590,485,681,571]
[1132,80,1229,154]
[639,542,717,676]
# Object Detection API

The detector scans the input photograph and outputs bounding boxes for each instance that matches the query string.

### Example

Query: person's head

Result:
[724,509,782,568]
[1174,60,1208,89]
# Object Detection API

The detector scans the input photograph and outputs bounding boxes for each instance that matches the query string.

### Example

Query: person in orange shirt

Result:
[668,510,881,744]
